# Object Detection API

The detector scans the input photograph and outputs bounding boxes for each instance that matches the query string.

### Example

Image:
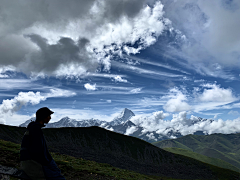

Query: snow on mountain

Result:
[45,117,107,128]
[109,108,135,126]
[18,108,216,143]
[19,117,36,127]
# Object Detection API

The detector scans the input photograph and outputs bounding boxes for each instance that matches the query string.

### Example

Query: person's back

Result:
[19,107,66,180]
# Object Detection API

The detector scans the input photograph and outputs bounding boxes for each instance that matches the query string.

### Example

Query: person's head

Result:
[36,107,54,124]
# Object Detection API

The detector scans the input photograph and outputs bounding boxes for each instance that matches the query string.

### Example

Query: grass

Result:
[0,139,181,180]
[164,147,240,173]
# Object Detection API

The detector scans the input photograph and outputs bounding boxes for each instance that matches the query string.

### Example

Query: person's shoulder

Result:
[27,121,41,130]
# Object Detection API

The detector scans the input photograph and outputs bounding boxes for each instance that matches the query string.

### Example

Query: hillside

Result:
[164,147,240,173]
[152,133,240,170]
[1,124,240,179]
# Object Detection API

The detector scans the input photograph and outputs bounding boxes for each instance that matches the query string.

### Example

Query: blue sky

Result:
[0,0,240,127]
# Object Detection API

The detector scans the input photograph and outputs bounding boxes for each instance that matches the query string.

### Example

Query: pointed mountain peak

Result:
[110,108,135,126]
[118,108,135,119]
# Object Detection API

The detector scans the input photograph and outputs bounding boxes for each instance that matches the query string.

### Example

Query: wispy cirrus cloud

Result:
[112,61,184,79]
[160,0,240,72]
[124,55,191,75]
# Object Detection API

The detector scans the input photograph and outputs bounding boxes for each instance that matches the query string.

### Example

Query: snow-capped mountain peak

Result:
[110,108,135,126]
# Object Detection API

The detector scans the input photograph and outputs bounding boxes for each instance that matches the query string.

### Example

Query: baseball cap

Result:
[36,107,54,120]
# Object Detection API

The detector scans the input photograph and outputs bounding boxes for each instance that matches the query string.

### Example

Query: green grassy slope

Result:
[0,139,177,180]
[1,139,240,180]
[1,124,240,179]
[152,133,240,170]
[164,147,240,173]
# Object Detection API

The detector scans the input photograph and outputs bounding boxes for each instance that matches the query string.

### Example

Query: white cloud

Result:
[106,100,112,103]
[84,83,97,91]
[194,79,205,83]
[130,88,142,94]
[153,111,169,121]
[198,84,237,102]
[146,132,158,141]
[125,55,190,75]
[112,61,183,79]
[0,92,46,115]
[163,88,191,112]
[114,76,128,83]
[160,0,240,69]
[0,0,170,77]
[125,126,138,135]
[0,79,34,90]
[131,111,240,137]
[160,84,239,113]
[0,74,9,78]
[45,88,76,98]
[228,110,240,115]
[0,89,76,125]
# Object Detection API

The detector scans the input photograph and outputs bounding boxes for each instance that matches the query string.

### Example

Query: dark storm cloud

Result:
[0,0,150,76]
[21,34,96,74]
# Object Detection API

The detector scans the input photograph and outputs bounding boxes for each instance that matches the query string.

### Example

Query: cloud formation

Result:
[131,111,240,137]
[199,84,237,102]
[228,110,240,116]
[160,0,240,69]
[130,88,142,94]
[84,83,97,91]
[0,89,76,124]
[0,0,170,77]
[163,88,191,112]
[161,83,239,113]
[114,76,128,83]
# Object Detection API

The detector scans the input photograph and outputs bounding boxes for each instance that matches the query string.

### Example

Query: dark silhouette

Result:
[19,107,65,180]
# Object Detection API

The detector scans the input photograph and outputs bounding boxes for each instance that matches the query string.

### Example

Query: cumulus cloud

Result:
[131,110,169,132]
[114,76,128,83]
[125,126,138,135]
[146,132,158,141]
[160,0,240,69]
[0,89,76,124]
[198,84,237,102]
[131,111,240,138]
[163,88,191,112]
[0,0,170,77]
[84,83,97,91]
[0,92,46,115]
[161,84,239,113]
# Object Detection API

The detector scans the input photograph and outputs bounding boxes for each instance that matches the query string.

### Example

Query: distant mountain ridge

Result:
[19,108,214,143]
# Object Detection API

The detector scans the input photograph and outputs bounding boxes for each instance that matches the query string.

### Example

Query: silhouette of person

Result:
[20,107,66,180]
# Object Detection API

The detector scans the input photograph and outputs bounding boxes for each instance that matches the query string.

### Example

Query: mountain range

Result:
[19,108,213,143]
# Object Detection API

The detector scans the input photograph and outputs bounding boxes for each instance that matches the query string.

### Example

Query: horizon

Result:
[0,1,240,134]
